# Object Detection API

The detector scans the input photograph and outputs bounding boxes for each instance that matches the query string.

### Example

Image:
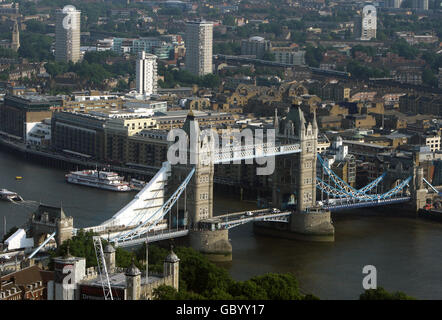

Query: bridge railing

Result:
[213,143,301,164]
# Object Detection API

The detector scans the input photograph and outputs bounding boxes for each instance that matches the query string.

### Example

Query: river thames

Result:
[1,149,442,299]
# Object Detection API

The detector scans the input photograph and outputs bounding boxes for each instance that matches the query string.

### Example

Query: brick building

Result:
[0,265,54,300]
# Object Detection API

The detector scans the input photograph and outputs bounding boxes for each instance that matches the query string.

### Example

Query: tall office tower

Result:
[11,19,19,52]
[55,7,81,63]
[136,51,158,96]
[412,0,429,10]
[184,20,213,76]
[361,5,377,41]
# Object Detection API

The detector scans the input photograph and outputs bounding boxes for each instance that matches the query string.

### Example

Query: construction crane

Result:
[92,236,113,300]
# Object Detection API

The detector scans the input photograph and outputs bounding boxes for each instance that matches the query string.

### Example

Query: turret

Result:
[312,109,318,134]
[273,108,279,133]
[104,243,116,274]
[125,258,141,300]
[163,245,180,291]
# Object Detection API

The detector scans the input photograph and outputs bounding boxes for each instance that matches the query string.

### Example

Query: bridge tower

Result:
[169,111,232,260]
[411,166,429,212]
[175,111,215,226]
[272,104,318,212]
[256,105,334,241]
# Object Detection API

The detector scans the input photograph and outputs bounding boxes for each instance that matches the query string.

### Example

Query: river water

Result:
[1,149,442,300]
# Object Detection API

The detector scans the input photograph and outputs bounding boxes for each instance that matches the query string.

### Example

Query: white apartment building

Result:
[55,7,81,63]
[136,51,158,96]
[361,5,377,41]
[184,20,213,76]
[425,135,441,152]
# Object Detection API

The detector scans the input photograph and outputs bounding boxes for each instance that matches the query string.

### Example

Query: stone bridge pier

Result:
[411,166,434,213]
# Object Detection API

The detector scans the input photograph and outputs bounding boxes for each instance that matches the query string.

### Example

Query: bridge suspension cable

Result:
[423,177,441,195]
[112,167,195,244]
[316,176,354,198]
[316,154,412,203]
[357,172,386,194]
[379,176,411,199]
[317,153,376,199]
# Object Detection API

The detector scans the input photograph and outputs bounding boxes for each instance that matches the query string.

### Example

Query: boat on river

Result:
[0,189,23,202]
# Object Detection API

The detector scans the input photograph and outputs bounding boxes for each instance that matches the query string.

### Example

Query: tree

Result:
[45,61,70,77]
[56,230,97,267]
[24,20,49,34]
[250,273,304,300]
[18,33,54,61]
[422,68,438,87]
[0,71,8,81]
[0,48,18,59]
[223,15,235,27]
[346,61,389,79]
[153,285,178,300]
[305,45,325,67]
[115,79,129,92]
[2,226,18,242]
[54,230,140,269]
[200,74,221,89]
[174,246,233,295]
[391,39,419,60]
[229,280,268,299]
[83,51,118,65]
[262,51,276,61]
[213,42,241,55]
[360,287,416,300]
[351,45,376,58]
[115,247,138,269]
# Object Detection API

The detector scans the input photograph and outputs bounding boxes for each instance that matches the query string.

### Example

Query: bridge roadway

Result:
[321,197,411,211]
[112,209,293,247]
[199,208,292,230]
[114,228,189,248]
[93,199,413,248]
[212,142,301,164]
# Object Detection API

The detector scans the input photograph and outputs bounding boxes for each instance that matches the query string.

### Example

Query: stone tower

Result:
[30,204,73,247]
[172,111,215,228]
[125,259,141,300]
[272,105,318,213]
[411,165,428,212]
[103,243,116,274]
[11,20,19,52]
[163,246,180,291]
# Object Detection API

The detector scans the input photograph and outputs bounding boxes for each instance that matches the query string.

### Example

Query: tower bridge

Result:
[29,105,437,261]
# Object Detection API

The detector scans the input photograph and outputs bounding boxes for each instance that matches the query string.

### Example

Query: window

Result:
[200,192,209,200]
[199,207,208,218]
[303,192,312,203]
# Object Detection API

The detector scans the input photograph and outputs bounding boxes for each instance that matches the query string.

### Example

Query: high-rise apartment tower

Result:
[135,51,158,96]
[184,20,213,76]
[55,7,81,63]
